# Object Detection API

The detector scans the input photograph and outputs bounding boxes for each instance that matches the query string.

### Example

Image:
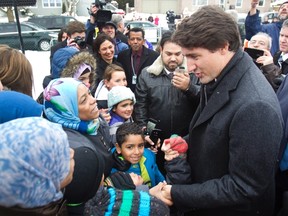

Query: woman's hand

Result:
[100,109,111,124]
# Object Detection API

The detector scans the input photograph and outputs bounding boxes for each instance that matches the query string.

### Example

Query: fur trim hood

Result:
[61,51,97,87]
[146,55,188,75]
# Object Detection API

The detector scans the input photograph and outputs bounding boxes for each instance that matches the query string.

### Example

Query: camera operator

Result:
[166,10,181,31]
[86,2,101,47]
[88,2,100,26]
[50,21,88,74]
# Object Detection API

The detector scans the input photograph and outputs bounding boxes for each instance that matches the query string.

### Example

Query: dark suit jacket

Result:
[117,46,159,92]
[170,49,283,216]
[274,51,288,75]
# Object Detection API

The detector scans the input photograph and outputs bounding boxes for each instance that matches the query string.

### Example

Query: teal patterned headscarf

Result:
[0,117,70,208]
[43,78,100,135]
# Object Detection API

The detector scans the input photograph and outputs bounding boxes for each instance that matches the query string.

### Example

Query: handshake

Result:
[162,134,188,160]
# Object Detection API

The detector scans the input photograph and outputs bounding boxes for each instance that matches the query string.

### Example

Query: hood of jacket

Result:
[146,55,188,76]
[61,51,97,88]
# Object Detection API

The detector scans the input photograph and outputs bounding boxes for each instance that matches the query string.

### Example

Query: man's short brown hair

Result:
[173,5,241,52]
[66,21,86,36]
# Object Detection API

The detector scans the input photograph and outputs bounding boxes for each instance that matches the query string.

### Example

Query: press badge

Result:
[132,75,137,84]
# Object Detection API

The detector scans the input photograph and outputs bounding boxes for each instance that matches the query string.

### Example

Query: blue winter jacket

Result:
[114,38,128,58]
[245,9,283,55]
[111,148,165,187]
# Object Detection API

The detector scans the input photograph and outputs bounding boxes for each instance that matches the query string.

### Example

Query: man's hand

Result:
[89,4,99,24]
[172,71,190,91]
[149,182,173,206]
[67,38,81,50]
[256,49,273,66]
[161,139,180,161]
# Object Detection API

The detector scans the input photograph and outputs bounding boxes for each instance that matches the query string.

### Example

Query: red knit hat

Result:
[164,134,188,153]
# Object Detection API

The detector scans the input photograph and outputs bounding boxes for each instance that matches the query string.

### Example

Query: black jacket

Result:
[134,58,200,140]
[274,51,288,75]
[117,46,159,92]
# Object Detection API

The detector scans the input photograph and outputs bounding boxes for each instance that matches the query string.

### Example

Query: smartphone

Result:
[145,129,162,148]
[244,47,264,68]
[175,66,186,73]
[144,118,161,148]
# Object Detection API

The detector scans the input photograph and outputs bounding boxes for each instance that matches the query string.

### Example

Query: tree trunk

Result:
[7,7,14,23]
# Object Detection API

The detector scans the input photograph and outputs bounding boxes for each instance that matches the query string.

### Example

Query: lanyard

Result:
[131,55,137,76]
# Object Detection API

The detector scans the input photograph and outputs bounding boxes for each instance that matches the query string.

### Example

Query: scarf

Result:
[0,117,70,208]
[44,78,100,135]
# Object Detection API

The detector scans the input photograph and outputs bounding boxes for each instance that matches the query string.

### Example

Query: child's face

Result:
[116,134,145,164]
[113,99,134,120]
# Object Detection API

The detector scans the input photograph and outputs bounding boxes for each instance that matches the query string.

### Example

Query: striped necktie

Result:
[278,55,284,69]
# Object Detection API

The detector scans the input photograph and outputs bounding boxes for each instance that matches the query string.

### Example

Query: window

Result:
[219,0,225,6]
[43,0,61,8]
[192,0,208,6]
[21,25,33,31]
[219,0,225,9]
[236,0,242,7]
[3,25,16,33]
[259,0,265,7]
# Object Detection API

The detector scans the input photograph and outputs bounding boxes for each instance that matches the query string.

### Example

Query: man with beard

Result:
[245,0,288,55]
[134,31,200,174]
[117,27,159,92]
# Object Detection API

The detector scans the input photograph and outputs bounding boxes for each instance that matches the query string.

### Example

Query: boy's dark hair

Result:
[116,122,144,146]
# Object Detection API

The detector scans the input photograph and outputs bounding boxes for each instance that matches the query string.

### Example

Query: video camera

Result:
[166,10,181,24]
[87,0,112,28]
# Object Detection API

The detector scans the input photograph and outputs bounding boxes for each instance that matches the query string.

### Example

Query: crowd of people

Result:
[1,0,288,215]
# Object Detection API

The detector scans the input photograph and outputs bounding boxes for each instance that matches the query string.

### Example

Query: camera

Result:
[244,47,264,68]
[72,36,86,49]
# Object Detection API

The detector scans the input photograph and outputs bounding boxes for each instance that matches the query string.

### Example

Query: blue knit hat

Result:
[107,86,136,110]
[52,46,79,79]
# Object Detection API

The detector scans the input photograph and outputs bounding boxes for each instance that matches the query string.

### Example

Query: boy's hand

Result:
[145,136,161,153]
